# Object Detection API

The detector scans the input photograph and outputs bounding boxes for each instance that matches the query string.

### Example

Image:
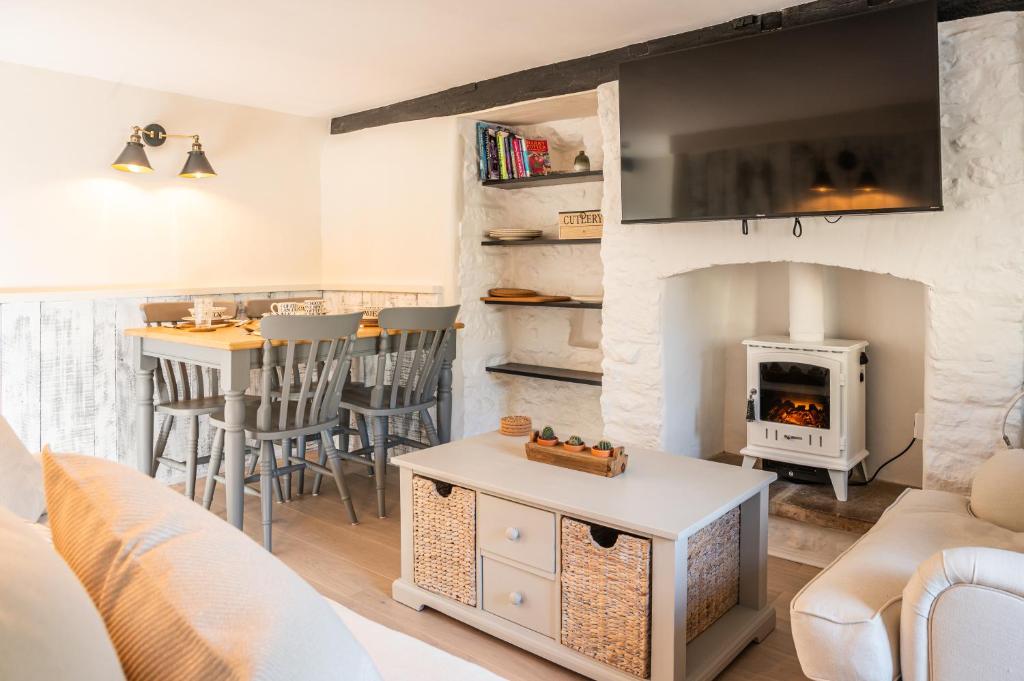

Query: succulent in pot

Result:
[591,439,614,457]
[563,435,586,453]
[537,426,558,447]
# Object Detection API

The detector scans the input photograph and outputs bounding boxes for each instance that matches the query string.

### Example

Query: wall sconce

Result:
[111,123,216,178]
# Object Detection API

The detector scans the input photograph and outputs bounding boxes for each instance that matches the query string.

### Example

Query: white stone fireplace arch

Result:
[596,12,1024,492]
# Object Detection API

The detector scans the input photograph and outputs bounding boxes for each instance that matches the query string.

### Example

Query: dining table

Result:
[125,320,461,531]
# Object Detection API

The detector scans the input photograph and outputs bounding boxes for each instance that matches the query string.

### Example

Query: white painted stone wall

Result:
[598,12,1024,492]
[458,116,605,438]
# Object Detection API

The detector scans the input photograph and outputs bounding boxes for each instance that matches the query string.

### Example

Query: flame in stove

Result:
[765,395,828,429]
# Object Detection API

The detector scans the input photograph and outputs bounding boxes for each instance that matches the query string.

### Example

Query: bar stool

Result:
[140,300,239,500]
[205,312,363,551]
[336,305,460,518]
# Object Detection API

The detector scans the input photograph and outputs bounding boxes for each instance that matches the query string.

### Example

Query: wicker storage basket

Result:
[412,475,477,606]
[560,510,741,677]
[560,517,652,678]
[686,507,740,642]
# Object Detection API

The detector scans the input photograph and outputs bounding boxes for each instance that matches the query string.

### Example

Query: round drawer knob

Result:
[508,591,524,606]
[505,527,521,542]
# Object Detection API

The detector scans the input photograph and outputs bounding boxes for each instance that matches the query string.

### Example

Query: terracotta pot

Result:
[563,442,586,453]
[591,446,613,458]
[537,437,559,447]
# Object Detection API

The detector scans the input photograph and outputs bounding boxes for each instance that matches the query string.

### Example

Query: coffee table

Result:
[392,431,776,681]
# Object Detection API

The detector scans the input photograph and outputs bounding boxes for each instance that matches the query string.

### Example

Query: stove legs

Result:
[742,455,759,469]
[828,469,849,502]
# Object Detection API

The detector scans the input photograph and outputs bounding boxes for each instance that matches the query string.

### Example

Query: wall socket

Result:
[914,410,926,439]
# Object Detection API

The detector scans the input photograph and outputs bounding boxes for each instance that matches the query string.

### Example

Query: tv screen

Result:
[619,0,942,223]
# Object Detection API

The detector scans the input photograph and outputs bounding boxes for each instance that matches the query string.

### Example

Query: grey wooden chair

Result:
[243,297,310,319]
[336,305,460,518]
[141,301,239,500]
[205,312,363,551]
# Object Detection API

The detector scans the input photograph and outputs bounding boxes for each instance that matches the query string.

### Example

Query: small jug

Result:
[573,150,591,172]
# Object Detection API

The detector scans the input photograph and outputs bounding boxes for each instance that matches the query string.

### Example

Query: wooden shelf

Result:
[481,238,601,247]
[482,170,603,189]
[486,363,602,386]
[484,299,601,310]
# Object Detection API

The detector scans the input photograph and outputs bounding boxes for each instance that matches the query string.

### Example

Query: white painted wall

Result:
[319,117,461,303]
[0,61,324,292]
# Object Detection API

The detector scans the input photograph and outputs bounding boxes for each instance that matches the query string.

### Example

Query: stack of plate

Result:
[486,228,543,242]
[499,415,533,437]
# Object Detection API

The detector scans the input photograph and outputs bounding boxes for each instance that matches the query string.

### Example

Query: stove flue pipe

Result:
[789,263,826,342]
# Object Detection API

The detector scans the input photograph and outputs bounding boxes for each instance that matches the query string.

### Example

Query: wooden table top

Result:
[124,321,464,351]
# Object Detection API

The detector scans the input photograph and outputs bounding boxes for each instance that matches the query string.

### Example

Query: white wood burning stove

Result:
[741,336,868,501]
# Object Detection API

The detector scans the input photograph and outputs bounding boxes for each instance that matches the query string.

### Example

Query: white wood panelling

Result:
[0,288,444,480]
[1,302,41,450]
[40,301,95,454]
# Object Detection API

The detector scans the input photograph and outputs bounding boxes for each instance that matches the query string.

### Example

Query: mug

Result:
[270,301,302,315]
[191,299,215,327]
[303,299,327,316]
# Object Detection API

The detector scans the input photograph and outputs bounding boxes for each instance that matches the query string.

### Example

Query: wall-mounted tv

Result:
[619,0,942,223]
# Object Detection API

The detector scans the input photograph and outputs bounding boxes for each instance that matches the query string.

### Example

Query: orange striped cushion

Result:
[43,450,381,681]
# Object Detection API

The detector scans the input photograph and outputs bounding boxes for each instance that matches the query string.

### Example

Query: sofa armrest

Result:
[901,547,1024,681]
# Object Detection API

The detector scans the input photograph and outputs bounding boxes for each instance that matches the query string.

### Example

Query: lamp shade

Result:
[179,148,216,179]
[111,141,153,173]
[810,167,836,193]
[856,168,880,192]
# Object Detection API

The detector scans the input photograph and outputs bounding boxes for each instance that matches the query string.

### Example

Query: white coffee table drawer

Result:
[482,557,556,638]
[478,494,555,572]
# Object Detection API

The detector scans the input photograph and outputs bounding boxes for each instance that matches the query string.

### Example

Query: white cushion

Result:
[970,449,1024,531]
[43,450,382,681]
[0,505,125,681]
[0,415,45,521]
[790,489,1024,681]
[327,599,506,681]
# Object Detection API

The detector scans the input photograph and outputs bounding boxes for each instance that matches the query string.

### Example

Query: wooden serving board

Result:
[524,431,627,477]
[481,296,572,304]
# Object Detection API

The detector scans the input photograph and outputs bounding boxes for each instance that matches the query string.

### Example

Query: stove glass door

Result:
[758,361,830,429]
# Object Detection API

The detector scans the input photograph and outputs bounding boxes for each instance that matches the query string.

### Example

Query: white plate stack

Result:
[486,228,543,242]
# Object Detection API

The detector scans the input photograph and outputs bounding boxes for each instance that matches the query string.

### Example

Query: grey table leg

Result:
[221,352,252,531]
[133,338,157,475]
[437,356,453,444]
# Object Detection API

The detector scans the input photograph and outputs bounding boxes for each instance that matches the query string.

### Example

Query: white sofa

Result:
[790,488,1024,681]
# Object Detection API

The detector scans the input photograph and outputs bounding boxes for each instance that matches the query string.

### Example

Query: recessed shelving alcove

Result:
[457,90,605,437]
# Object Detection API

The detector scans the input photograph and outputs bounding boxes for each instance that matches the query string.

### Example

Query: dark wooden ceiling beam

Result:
[330,0,1024,134]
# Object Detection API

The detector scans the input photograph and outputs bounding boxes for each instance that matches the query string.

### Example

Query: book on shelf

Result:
[477,122,550,182]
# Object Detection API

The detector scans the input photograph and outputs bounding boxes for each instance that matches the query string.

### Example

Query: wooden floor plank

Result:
[194,461,816,680]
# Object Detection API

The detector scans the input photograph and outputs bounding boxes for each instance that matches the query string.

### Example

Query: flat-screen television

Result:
[619,0,942,223]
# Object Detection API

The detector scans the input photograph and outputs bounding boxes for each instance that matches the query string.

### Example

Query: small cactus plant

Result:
[563,434,586,452]
[594,439,613,451]
[541,426,556,440]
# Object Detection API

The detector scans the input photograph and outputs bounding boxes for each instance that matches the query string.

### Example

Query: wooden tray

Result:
[524,431,627,477]
[481,296,571,304]
[488,288,537,298]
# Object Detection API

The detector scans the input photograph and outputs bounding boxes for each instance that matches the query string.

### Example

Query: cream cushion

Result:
[0,415,45,521]
[790,489,1024,681]
[0,505,126,681]
[970,449,1024,531]
[43,450,381,681]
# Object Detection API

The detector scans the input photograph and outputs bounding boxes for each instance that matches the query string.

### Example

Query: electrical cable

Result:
[792,217,803,237]
[849,436,917,486]
[823,215,843,224]
[741,218,749,235]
